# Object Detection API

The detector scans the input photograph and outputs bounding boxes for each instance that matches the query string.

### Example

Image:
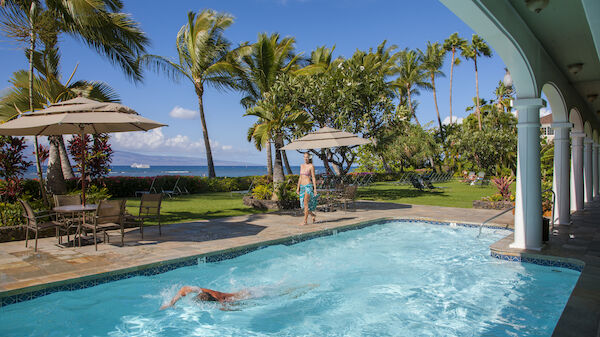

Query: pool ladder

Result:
[476,189,556,238]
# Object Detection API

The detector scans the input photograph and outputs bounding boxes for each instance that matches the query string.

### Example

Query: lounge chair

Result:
[82,200,126,251]
[463,171,476,184]
[472,171,487,186]
[19,199,62,252]
[410,175,426,190]
[162,177,183,198]
[231,178,255,197]
[135,177,157,197]
[125,193,162,239]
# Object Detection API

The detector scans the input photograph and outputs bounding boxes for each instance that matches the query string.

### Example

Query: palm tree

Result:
[443,33,466,126]
[393,49,430,126]
[461,34,492,130]
[139,10,249,178]
[419,42,446,134]
[239,33,302,178]
[245,99,310,199]
[0,43,119,193]
[1,0,148,202]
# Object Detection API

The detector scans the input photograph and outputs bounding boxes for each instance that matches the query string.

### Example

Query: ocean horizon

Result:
[24,165,332,179]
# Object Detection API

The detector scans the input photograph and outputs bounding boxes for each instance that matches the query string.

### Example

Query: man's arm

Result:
[160,286,201,309]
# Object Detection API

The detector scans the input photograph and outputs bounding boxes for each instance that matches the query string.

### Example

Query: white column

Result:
[594,143,599,198]
[571,132,585,211]
[552,123,571,225]
[584,138,593,204]
[510,98,544,251]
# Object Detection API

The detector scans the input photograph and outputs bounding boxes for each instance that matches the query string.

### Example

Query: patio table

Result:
[53,204,97,247]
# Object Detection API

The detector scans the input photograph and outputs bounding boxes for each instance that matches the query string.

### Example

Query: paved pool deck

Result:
[0,199,598,336]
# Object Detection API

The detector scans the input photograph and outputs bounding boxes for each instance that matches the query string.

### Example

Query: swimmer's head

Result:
[195,292,217,302]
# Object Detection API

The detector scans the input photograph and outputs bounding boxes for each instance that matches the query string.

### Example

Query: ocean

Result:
[23,165,329,179]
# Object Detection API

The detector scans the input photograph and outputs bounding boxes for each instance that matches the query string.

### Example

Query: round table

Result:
[53,204,97,247]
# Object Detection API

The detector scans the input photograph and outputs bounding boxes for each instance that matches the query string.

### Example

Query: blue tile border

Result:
[0,217,521,308]
[490,251,584,272]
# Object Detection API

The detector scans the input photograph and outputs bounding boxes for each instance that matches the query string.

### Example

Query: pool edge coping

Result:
[0,216,583,308]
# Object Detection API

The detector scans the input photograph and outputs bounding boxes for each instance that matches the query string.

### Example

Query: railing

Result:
[476,188,556,238]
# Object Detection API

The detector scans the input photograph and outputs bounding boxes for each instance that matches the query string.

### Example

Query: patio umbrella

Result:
[0,96,166,204]
[280,126,372,150]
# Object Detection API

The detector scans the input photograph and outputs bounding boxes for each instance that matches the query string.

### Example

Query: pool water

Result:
[0,221,580,337]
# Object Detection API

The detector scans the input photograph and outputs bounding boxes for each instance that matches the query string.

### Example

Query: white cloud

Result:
[539,107,552,116]
[169,106,198,120]
[222,145,233,150]
[442,116,463,125]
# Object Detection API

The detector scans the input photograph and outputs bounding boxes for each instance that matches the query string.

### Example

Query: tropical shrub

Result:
[0,136,32,203]
[492,175,514,201]
[0,202,24,227]
[252,184,273,200]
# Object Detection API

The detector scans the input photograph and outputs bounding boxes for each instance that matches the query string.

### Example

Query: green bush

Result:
[0,202,24,227]
[252,184,272,200]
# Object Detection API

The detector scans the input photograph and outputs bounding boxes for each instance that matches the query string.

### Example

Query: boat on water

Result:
[130,163,150,169]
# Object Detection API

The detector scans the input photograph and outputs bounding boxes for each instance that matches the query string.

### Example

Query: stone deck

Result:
[0,199,598,336]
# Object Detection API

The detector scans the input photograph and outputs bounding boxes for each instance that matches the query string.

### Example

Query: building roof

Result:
[540,114,553,125]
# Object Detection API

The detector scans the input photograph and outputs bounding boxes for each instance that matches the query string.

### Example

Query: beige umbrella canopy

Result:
[281,127,372,150]
[0,96,167,204]
[0,97,166,136]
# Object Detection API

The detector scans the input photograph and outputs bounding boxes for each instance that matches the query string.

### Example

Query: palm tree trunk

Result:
[272,134,285,200]
[449,47,455,125]
[282,149,293,175]
[474,55,482,130]
[321,149,333,175]
[266,142,273,176]
[407,85,420,126]
[46,136,66,195]
[28,22,49,206]
[196,87,216,178]
[58,135,75,179]
[432,75,443,136]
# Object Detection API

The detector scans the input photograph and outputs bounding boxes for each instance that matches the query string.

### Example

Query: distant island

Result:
[111,151,262,166]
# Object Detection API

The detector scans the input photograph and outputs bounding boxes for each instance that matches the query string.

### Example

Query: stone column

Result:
[593,142,599,198]
[552,122,571,225]
[584,137,593,204]
[510,98,544,251]
[571,132,585,211]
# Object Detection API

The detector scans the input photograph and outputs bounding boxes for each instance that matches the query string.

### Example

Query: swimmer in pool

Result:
[160,284,318,310]
[160,286,251,309]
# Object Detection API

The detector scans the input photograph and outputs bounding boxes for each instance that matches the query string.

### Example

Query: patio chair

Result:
[124,193,162,239]
[53,194,82,244]
[82,200,126,251]
[338,185,358,211]
[19,199,62,252]
[135,177,157,197]
[463,171,476,184]
[231,178,255,197]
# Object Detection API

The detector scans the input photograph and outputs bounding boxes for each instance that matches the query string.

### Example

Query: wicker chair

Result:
[125,193,162,239]
[52,194,82,244]
[81,200,126,251]
[338,185,358,211]
[19,199,62,252]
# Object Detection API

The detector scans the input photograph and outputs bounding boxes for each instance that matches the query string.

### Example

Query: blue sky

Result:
[1,0,513,166]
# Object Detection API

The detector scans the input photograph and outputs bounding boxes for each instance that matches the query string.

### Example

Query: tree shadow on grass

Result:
[358,188,447,201]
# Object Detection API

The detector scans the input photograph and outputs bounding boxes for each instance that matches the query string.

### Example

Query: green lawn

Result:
[121,180,507,225]
[123,192,268,225]
[357,180,506,208]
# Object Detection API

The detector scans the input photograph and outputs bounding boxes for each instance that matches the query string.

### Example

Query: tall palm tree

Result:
[245,99,310,199]
[140,10,249,178]
[419,42,446,134]
[393,49,430,126]
[2,0,148,202]
[461,34,492,130]
[239,33,302,178]
[0,44,119,193]
[443,33,466,126]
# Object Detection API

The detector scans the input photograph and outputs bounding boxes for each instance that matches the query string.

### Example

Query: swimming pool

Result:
[0,220,580,336]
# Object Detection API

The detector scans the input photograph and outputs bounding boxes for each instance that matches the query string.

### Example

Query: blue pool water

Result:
[0,221,580,336]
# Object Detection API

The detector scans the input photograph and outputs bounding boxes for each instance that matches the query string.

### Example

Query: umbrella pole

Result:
[80,129,86,206]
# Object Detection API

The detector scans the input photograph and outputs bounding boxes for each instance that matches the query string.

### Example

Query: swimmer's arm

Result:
[160,286,201,309]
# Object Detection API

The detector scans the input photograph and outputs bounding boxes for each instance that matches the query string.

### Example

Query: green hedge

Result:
[19,175,256,198]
